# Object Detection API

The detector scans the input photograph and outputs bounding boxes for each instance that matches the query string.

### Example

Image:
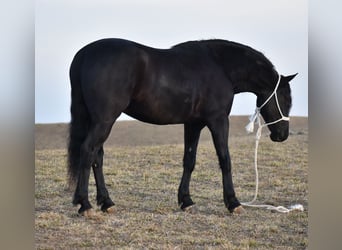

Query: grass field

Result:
[35,116,308,249]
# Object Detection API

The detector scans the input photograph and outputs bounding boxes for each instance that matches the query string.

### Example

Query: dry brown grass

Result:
[35,117,308,249]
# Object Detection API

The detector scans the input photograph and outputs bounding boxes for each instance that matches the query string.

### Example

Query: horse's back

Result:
[123,43,233,124]
[71,39,233,125]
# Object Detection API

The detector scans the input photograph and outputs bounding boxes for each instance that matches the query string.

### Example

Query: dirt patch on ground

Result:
[35,116,307,149]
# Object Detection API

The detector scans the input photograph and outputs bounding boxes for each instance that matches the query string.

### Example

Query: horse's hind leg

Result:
[178,122,204,210]
[73,121,115,215]
[92,146,115,212]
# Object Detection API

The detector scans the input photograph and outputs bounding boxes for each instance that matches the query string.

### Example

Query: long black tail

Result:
[67,50,90,187]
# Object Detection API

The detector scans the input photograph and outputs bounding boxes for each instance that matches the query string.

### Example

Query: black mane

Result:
[173,39,277,90]
[173,39,273,67]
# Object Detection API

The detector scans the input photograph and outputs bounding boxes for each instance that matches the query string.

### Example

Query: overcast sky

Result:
[35,0,307,123]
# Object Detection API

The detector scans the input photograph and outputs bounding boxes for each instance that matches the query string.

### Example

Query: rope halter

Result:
[242,73,303,213]
[245,73,290,139]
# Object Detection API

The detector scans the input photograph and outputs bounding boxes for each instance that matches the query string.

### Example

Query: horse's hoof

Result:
[104,206,115,214]
[232,205,245,215]
[182,204,198,213]
[80,208,95,217]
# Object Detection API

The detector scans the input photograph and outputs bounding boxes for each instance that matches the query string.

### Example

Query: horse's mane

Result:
[172,39,276,88]
[173,39,274,68]
[219,40,275,71]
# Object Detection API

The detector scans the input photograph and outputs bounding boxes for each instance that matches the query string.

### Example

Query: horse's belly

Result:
[124,98,197,125]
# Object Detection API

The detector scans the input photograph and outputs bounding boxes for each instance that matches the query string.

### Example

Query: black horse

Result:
[67,38,296,215]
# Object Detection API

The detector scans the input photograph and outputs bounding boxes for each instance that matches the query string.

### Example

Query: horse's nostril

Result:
[270,132,288,142]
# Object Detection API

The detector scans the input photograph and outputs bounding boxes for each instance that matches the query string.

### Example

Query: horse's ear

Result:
[283,73,298,83]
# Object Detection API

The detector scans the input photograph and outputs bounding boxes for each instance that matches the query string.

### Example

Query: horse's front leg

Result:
[207,115,243,213]
[178,122,204,210]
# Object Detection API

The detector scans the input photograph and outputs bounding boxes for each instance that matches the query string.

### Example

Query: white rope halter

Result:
[243,73,303,213]
[245,73,289,134]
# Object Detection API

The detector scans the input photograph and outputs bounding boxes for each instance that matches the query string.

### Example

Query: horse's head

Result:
[257,73,297,142]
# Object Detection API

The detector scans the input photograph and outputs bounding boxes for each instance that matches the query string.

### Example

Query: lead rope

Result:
[242,74,304,213]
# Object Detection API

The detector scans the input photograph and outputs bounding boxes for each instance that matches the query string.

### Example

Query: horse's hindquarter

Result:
[77,39,147,122]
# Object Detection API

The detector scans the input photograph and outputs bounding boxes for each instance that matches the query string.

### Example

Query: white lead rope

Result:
[242,74,304,213]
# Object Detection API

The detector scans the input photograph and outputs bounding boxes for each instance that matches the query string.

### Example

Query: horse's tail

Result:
[67,50,89,187]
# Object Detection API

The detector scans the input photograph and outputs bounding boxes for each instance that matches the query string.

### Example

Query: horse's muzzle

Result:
[270,132,288,142]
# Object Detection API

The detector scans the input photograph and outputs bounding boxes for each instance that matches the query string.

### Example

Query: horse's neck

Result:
[230,67,277,95]
[210,42,277,95]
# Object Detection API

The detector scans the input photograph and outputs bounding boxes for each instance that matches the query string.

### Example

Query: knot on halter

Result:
[245,108,261,134]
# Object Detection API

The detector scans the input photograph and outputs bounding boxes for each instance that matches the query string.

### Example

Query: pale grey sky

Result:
[35,0,307,123]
